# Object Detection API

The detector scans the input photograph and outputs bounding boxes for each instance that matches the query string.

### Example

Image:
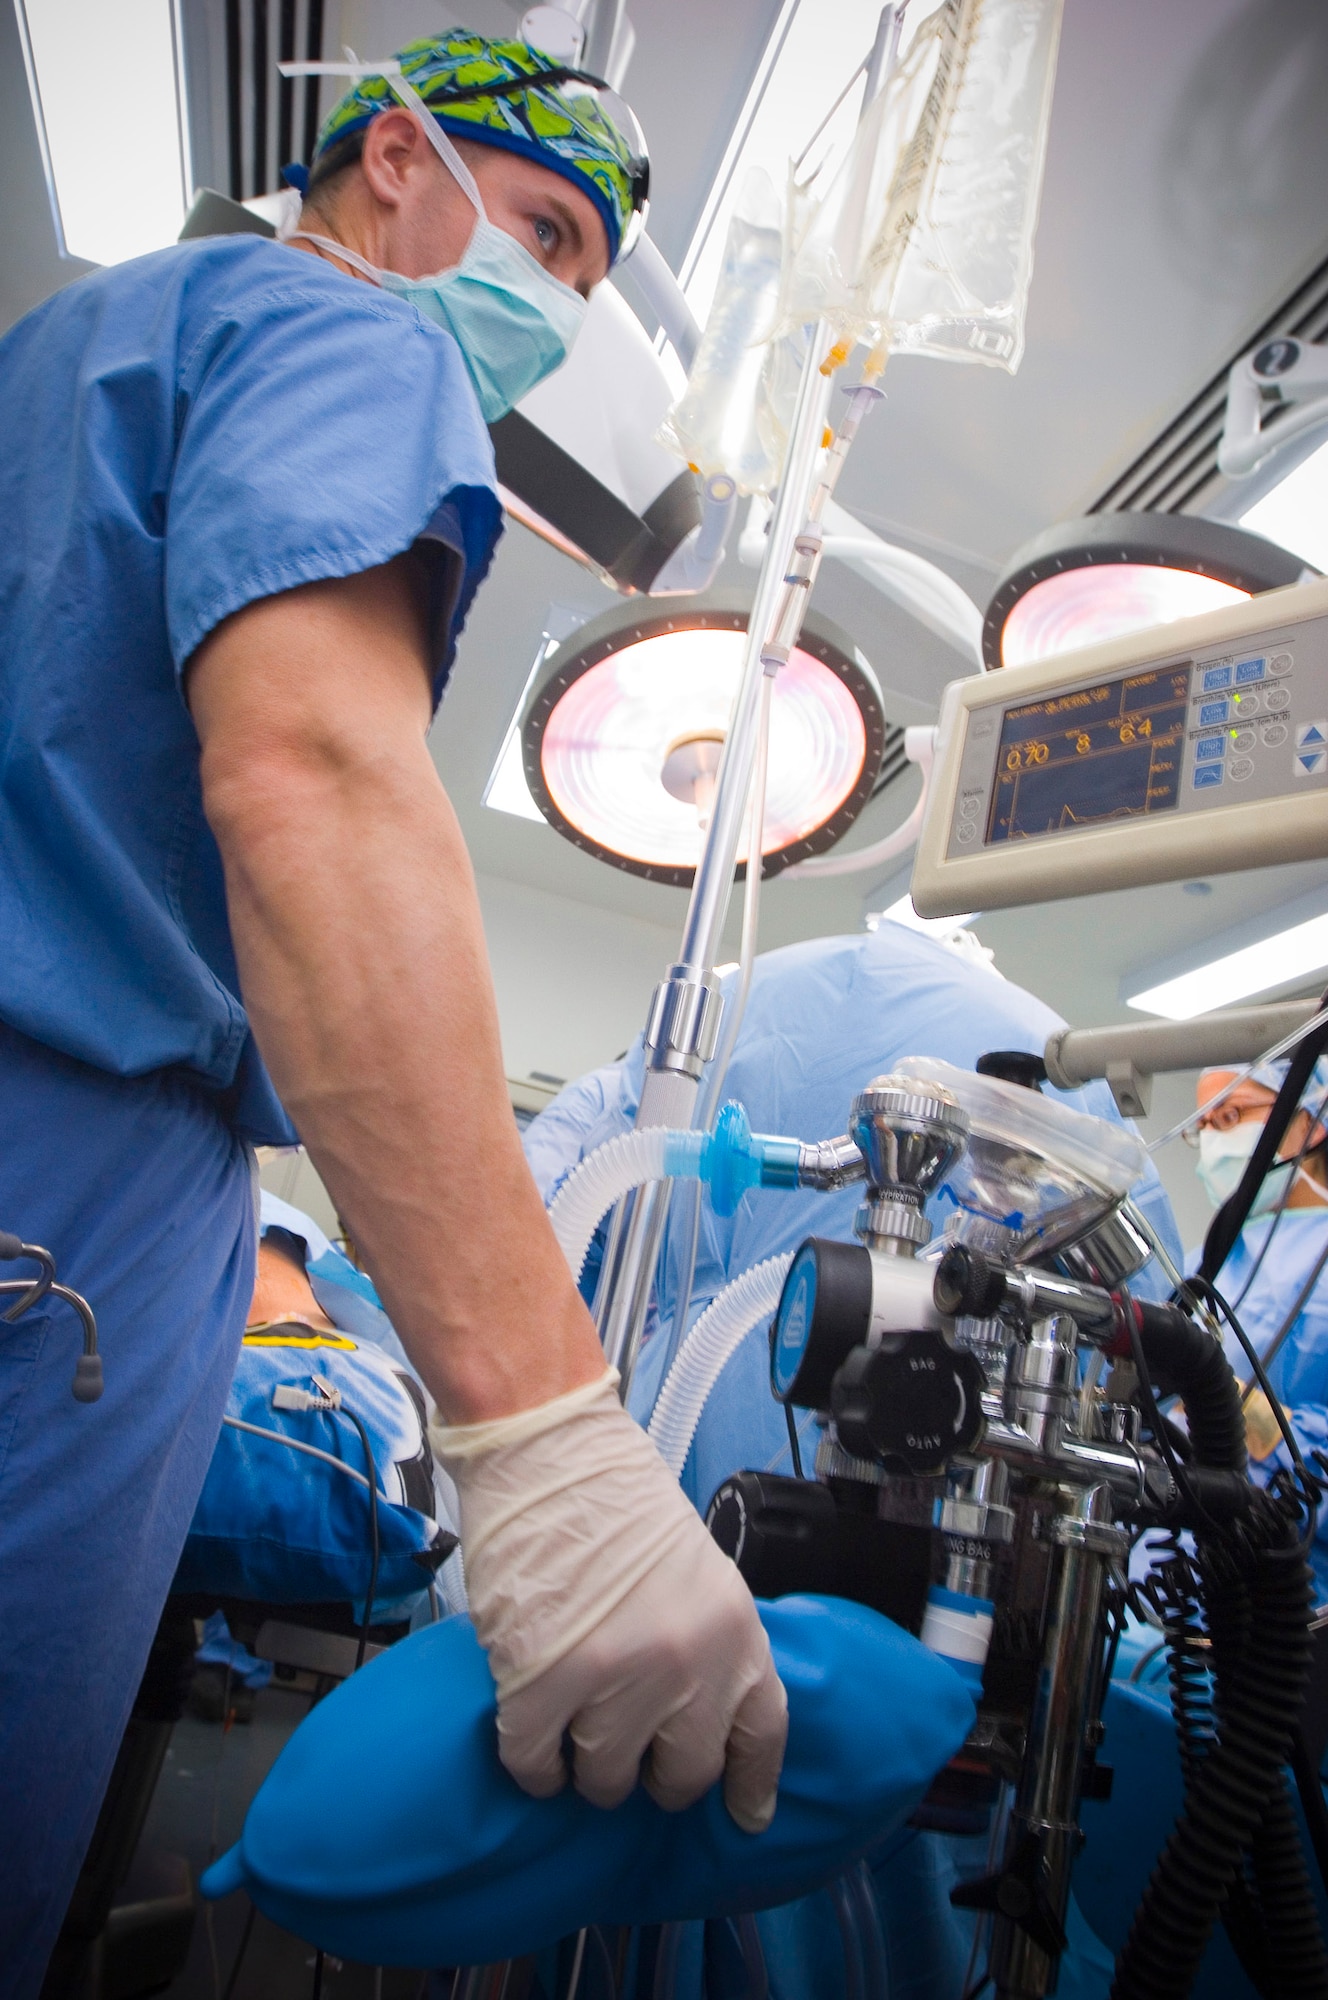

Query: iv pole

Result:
[593,6,905,1393]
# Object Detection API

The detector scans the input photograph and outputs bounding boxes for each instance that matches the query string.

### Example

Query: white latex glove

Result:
[432,1369,787,1831]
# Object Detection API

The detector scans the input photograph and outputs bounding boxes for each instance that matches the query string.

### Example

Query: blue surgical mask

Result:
[291,115,586,423]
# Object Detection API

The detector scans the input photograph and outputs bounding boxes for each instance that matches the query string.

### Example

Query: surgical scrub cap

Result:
[1246,1052,1328,1114]
[310,30,646,264]
[1204,1052,1328,1115]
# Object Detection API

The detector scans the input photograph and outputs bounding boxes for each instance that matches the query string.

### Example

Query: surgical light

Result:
[520,601,887,885]
[16,0,191,266]
[984,513,1309,671]
[1127,910,1328,1022]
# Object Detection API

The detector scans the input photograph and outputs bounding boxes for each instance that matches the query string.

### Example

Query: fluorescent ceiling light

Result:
[1239,435,1328,574]
[873,894,978,936]
[1127,911,1328,1020]
[678,0,897,325]
[16,0,190,266]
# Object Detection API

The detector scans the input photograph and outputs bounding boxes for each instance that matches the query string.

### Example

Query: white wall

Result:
[476,870,682,1087]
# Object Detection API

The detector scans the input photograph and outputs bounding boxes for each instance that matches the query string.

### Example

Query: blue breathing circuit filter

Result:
[665,1101,803,1217]
[202,1595,974,1965]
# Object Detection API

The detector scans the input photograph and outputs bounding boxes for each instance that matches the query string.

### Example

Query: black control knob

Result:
[976,1050,1047,1092]
[771,1238,873,1409]
[933,1242,1007,1320]
[830,1330,986,1474]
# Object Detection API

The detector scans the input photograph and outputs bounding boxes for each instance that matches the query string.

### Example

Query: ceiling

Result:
[4,0,1327,1237]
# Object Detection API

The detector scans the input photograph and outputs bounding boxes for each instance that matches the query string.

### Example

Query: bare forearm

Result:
[190,568,605,1421]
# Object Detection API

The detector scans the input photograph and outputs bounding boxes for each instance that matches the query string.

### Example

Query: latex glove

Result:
[432,1369,787,1831]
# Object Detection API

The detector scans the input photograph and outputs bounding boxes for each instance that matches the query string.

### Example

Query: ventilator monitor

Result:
[910,575,1328,917]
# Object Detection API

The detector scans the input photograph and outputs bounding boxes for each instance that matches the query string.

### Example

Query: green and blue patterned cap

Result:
[309,30,648,264]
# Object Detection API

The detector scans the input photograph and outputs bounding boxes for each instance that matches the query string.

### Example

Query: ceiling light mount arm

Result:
[1219,337,1328,481]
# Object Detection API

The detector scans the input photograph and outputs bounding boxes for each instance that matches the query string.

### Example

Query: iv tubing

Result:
[648,1254,793,1478]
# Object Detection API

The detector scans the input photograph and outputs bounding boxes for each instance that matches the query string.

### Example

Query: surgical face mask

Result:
[292,108,586,423]
[1196,1121,1325,1215]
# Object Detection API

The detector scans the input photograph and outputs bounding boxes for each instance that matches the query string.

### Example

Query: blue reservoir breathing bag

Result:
[203,1594,975,1965]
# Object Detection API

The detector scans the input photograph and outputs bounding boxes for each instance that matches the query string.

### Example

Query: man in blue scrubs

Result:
[0,32,785,1991]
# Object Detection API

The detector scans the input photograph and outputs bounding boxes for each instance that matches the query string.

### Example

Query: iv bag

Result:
[657,169,785,493]
[782,0,1064,372]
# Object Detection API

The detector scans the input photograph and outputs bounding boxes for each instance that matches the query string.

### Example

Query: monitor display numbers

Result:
[985,665,1191,846]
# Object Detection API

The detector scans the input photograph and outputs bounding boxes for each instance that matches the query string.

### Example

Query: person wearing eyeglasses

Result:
[0,32,784,1994]
[1190,1057,1328,1589]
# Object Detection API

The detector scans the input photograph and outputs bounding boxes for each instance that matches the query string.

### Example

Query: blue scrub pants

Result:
[0,1022,255,1999]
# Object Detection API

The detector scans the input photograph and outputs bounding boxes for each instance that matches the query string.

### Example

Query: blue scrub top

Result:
[0,235,503,1143]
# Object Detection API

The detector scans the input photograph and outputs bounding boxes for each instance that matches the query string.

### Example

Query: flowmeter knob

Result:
[830,1331,986,1475]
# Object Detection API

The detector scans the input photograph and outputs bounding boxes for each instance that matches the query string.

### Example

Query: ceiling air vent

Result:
[1090,250,1328,518]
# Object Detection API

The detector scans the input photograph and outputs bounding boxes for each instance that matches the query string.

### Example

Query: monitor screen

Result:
[986,663,1191,845]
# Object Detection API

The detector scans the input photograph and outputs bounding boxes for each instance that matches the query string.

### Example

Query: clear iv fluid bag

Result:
[783,0,1064,372]
[657,169,785,493]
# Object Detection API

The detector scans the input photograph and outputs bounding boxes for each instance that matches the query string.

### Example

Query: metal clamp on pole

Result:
[644,968,724,1080]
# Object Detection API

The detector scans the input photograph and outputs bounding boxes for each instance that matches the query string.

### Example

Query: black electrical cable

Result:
[1229,1087,1328,1313]
[1239,1231,1328,1405]
[1182,1277,1318,1506]
[1111,1495,1328,1998]
[1200,984,1328,1285]
[311,1946,325,1999]
[784,1401,804,1479]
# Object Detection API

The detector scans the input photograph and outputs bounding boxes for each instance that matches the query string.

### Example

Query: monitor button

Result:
[955,820,979,844]
[1228,756,1254,782]
[1261,721,1289,748]
[959,793,983,819]
[1270,652,1293,673]
[1296,750,1328,779]
[1296,720,1328,749]
[1231,689,1262,717]
[1193,765,1224,789]
[1265,686,1292,713]
[1231,728,1257,753]
[1202,664,1233,691]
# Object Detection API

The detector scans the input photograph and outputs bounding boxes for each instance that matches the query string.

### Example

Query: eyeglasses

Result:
[426,65,651,257]
[1182,1099,1270,1146]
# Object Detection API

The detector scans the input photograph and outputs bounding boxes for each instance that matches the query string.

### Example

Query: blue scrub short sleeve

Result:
[167,251,502,696]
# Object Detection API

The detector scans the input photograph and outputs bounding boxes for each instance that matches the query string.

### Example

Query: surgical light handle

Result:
[1219,336,1328,480]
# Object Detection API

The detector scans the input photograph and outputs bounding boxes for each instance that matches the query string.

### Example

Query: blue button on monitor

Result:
[1202,664,1232,691]
[1199,700,1229,726]
[1235,656,1266,684]
[1193,765,1224,789]
[1195,735,1225,761]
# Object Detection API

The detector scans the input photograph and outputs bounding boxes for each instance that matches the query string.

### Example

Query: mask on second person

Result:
[1197,1121,1317,1215]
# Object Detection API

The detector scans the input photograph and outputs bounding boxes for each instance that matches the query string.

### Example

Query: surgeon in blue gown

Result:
[524,919,1181,2000]
[0,35,786,1999]
[1190,1053,1328,1598]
